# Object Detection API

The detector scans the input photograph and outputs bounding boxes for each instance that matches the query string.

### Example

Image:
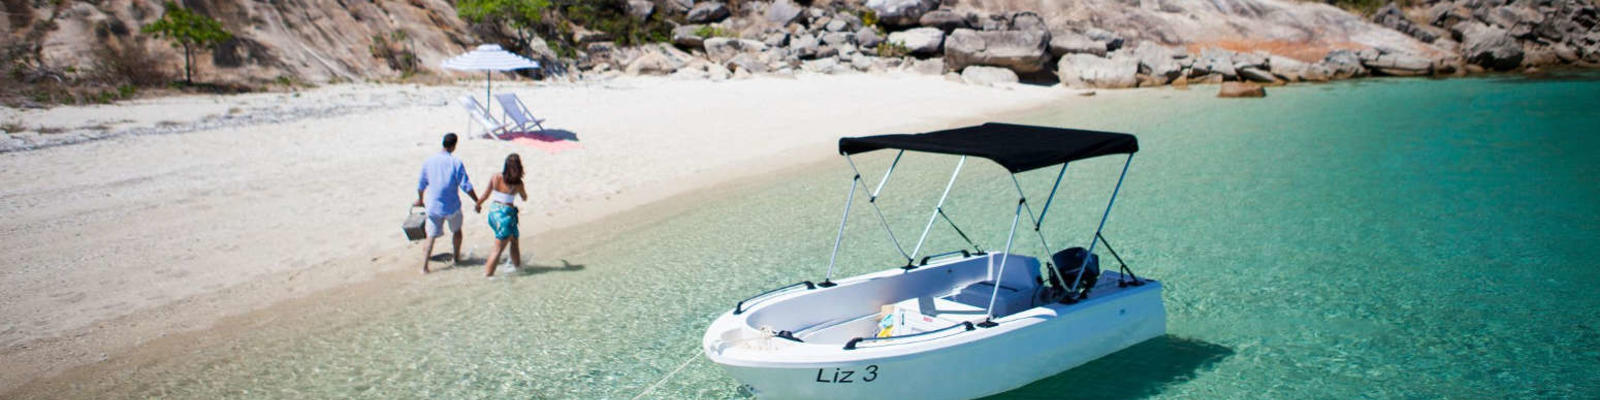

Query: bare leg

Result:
[451,230,464,264]
[421,236,437,274]
[485,238,508,277]
[509,237,522,268]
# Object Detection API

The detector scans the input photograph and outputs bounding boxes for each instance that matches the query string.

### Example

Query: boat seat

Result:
[947,281,1035,318]
[891,296,987,334]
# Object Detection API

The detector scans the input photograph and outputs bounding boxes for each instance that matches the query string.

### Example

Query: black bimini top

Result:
[838,123,1138,173]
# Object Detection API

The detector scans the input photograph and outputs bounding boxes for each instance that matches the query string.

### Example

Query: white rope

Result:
[631,351,701,400]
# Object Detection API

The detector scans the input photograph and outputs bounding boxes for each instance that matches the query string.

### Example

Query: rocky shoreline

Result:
[560,0,1598,89]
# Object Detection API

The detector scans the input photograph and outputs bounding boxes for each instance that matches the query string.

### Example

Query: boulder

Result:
[887,27,946,55]
[625,52,677,75]
[1267,55,1310,81]
[815,45,840,59]
[1483,5,1543,38]
[834,13,864,31]
[825,31,864,47]
[707,63,732,81]
[626,0,654,21]
[1426,2,1471,28]
[944,28,1051,73]
[919,9,970,32]
[802,57,847,74]
[574,27,613,45]
[1453,22,1525,71]
[1231,51,1268,70]
[764,32,790,48]
[1193,49,1237,79]
[961,66,1020,86]
[791,34,821,59]
[1237,67,1281,83]
[826,19,850,32]
[1049,31,1107,57]
[909,57,946,75]
[664,0,693,13]
[855,27,883,48]
[1129,41,1182,84]
[1521,43,1561,66]
[704,38,768,63]
[822,32,855,47]
[1009,12,1048,33]
[1084,28,1125,52]
[1322,49,1367,79]
[841,53,865,70]
[1218,82,1265,98]
[1363,52,1433,76]
[726,53,769,73]
[1373,3,1439,43]
[673,25,706,49]
[1299,64,1334,82]
[1056,54,1138,89]
[866,0,939,28]
[687,2,731,24]
[765,0,804,25]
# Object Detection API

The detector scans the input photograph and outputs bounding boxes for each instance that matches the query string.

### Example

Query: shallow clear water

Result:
[37,75,1600,399]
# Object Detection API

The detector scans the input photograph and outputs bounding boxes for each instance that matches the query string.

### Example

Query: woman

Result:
[474,153,528,277]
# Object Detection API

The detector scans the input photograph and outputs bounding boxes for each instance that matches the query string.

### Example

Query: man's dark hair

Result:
[442,133,458,149]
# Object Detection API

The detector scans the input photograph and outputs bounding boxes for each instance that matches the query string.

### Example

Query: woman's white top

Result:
[491,190,516,205]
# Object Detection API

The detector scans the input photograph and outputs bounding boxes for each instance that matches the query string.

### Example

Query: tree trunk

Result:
[183,43,193,84]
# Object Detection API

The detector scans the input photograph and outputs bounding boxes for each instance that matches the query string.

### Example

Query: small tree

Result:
[141,2,233,84]
[457,0,552,53]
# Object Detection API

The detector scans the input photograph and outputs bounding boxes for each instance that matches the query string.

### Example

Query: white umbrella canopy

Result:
[442,44,540,117]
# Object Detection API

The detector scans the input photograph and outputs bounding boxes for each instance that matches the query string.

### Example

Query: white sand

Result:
[0,73,1077,391]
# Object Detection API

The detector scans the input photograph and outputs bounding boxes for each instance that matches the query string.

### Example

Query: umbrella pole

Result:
[485,71,492,120]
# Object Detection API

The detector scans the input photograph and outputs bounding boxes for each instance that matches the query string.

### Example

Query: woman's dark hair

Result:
[502,153,524,186]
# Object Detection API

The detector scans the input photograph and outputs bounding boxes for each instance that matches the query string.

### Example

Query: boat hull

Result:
[708,280,1166,400]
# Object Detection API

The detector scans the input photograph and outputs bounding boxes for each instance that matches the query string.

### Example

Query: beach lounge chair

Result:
[494,93,547,133]
[459,95,516,139]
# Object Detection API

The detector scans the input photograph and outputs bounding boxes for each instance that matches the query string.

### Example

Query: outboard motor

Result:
[1048,247,1100,301]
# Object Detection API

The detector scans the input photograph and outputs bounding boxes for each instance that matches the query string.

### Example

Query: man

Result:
[415,133,480,274]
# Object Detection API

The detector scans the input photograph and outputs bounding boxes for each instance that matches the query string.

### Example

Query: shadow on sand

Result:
[502,129,579,142]
[508,259,585,276]
[428,255,585,276]
[984,335,1234,400]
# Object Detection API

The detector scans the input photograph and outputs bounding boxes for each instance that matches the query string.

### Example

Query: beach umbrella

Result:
[441,44,540,117]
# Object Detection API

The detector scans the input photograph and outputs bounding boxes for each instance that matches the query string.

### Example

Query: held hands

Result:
[475,203,483,214]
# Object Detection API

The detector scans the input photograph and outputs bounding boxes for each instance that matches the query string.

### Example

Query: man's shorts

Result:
[425,211,463,238]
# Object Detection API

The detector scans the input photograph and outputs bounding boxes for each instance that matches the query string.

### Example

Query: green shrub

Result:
[693,25,734,38]
[877,40,910,58]
[370,30,420,77]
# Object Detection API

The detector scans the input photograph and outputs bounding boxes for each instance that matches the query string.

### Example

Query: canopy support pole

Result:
[1035,163,1069,229]
[485,71,493,120]
[820,173,861,288]
[1068,154,1134,299]
[980,195,1024,328]
[937,208,984,253]
[909,156,966,261]
[846,153,913,265]
[1010,174,1067,296]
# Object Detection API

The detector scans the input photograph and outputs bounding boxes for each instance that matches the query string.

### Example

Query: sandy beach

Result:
[0,73,1083,392]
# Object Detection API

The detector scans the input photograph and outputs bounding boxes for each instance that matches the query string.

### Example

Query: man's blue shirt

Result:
[418,151,474,217]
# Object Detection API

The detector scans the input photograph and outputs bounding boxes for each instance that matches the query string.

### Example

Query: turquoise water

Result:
[27,75,1600,399]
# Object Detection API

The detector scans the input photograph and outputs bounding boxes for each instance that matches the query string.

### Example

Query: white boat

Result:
[702,123,1166,399]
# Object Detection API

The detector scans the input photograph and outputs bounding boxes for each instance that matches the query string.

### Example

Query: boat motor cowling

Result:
[1049,247,1100,299]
